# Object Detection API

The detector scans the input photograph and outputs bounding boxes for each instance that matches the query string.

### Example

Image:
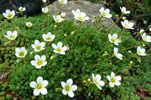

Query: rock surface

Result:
[0,0,43,16]
[48,0,118,29]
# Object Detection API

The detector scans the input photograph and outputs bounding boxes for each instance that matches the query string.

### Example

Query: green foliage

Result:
[0,13,151,100]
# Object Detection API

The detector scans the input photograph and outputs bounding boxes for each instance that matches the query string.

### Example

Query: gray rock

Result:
[48,0,118,29]
[0,0,43,16]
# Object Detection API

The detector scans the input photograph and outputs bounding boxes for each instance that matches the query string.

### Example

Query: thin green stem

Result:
[43,41,51,54]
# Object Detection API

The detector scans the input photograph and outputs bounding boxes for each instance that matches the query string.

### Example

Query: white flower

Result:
[30,76,48,96]
[53,15,64,23]
[137,46,147,56]
[108,34,121,45]
[61,12,66,17]
[42,7,49,13]
[31,55,47,69]
[15,47,27,58]
[107,72,121,87]
[72,9,89,22]
[114,47,123,60]
[31,40,45,52]
[139,29,144,34]
[26,22,32,27]
[19,7,26,12]
[120,7,130,15]
[92,73,105,90]
[52,42,67,55]
[3,9,15,19]
[43,0,46,3]
[121,20,134,29]
[99,7,112,18]
[141,33,151,42]
[58,0,67,5]
[61,79,77,98]
[42,32,55,42]
[4,31,17,40]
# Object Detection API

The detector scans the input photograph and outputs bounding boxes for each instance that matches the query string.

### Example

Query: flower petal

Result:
[62,89,67,95]
[66,79,73,86]
[37,76,43,83]
[30,81,37,88]
[40,88,47,95]
[115,81,121,86]
[42,80,48,87]
[109,82,114,87]
[71,85,77,91]
[68,91,74,98]
[33,89,40,96]
[61,82,66,88]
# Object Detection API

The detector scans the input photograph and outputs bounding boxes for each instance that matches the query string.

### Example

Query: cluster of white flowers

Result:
[3,0,150,98]
[92,72,121,89]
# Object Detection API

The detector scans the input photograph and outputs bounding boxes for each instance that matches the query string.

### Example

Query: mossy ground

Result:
[0,14,151,100]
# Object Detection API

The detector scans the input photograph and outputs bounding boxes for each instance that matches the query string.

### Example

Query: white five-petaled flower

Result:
[30,76,48,96]
[52,42,67,55]
[31,55,47,69]
[120,7,130,15]
[72,9,89,22]
[42,7,49,13]
[121,20,134,29]
[4,31,17,40]
[19,7,26,12]
[92,73,105,90]
[31,40,45,52]
[58,0,67,5]
[99,7,112,18]
[43,0,46,3]
[141,33,151,42]
[53,15,64,23]
[107,72,121,87]
[26,22,32,27]
[15,47,27,58]
[108,34,121,45]
[3,9,15,19]
[137,46,147,56]
[114,47,123,60]
[42,32,55,42]
[61,12,66,18]
[61,79,77,98]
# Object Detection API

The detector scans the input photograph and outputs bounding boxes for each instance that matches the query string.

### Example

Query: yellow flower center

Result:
[78,16,84,21]
[65,85,70,91]
[94,79,98,84]
[56,18,60,23]
[111,77,116,83]
[102,12,107,17]
[28,24,32,27]
[18,51,25,57]
[56,48,62,52]
[9,34,15,39]
[7,13,13,18]
[36,83,42,89]
[45,36,52,41]
[111,38,115,43]
[35,45,42,50]
[36,59,43,66]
